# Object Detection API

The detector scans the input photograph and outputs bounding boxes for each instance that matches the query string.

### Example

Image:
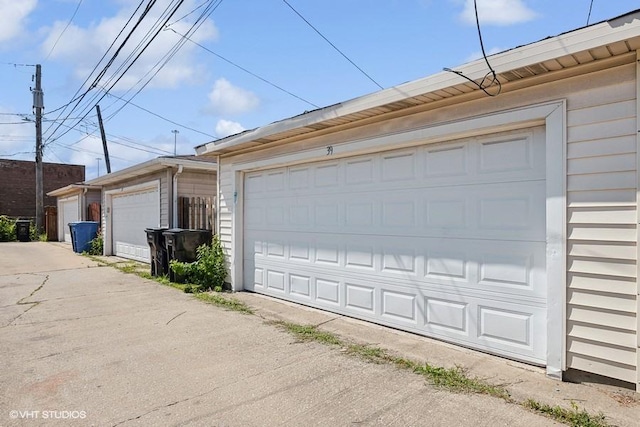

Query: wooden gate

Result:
[178,196,215,232]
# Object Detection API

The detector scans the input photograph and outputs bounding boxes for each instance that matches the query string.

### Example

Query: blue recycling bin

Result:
[68,221,100,253]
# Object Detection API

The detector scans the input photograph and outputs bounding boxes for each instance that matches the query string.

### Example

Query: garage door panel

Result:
[245,182,545,241]
[61,198,79,243]
[111,187,159,262]
[244,128,547,365]
[246,231,546,301]
[243,262,547,363]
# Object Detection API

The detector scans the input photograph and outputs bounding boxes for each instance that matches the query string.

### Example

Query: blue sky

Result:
[0,0,635,179]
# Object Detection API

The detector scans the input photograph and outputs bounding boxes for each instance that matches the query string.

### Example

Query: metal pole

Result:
[172,129,179,156]
[34,64,43,233]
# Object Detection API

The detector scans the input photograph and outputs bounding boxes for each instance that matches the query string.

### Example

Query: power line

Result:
[100,91,216,138]
[101,0,221,122]
[166,27,319,109]
[42,0,154,141]
[281,0,383,90]
[443,0,501,97]
[44,0,186,145]
[44,0,84,61]
[587,0,594,25]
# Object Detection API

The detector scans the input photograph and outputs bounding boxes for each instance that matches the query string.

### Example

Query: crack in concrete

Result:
[111,389,217,427]
[2,275,49,328]
[166,311,187,325]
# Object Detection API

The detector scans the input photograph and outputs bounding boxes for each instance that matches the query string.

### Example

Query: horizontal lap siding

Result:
[566,63,637,383]
[177,171,216,197]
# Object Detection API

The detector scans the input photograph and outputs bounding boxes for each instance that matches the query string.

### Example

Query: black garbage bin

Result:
[145,227,168,276]
[15,219,31,242]
[163,228,212,282]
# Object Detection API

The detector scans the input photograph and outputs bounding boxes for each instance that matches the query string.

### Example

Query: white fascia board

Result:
[84,158,217,187]
[198,11,640,156]
[157,158,217,172]
[46,184,101,197]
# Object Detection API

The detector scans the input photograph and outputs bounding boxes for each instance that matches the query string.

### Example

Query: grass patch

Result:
[273,321,509,399]
[273,321,343,346]
[194,292,254,315]
[523,399,608,427]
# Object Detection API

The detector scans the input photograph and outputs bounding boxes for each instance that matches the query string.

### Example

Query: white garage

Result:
[244,128,548,364]
[197,12,640,389]
[59,195,79,243]
[109,185,160,262]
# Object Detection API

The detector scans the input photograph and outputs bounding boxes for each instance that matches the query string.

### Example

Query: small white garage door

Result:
[111,186,159,262]
[244,128,547,364]
[60,196,79,243]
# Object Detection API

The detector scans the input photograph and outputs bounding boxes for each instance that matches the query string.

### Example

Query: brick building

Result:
[0,159,85,218]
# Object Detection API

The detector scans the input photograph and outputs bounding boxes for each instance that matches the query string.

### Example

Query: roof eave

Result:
[197,10,640,156]
[83,157,217,187]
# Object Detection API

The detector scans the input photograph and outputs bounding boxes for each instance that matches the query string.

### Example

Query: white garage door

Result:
[243,128,548,364]
[60,196,79,243]
[111,186,159,262]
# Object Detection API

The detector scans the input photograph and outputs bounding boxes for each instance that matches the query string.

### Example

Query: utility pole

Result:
[172,129,179,156]
[95,105,111,173]
[33,64,44,233]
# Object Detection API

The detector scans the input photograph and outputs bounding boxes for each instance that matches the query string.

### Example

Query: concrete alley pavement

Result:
[0,242,637,426]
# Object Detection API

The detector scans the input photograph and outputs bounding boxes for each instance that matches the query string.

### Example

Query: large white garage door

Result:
[60,196,79,243]
[111,186,159,262]
[244,128,548,364]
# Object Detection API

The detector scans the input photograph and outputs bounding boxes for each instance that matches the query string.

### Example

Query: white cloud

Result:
[208,78,259,115]
[40,0,218,90]
[464,46,504,63]
[215,119,245,138]
[0,0,37,43]
[460,0,537,26]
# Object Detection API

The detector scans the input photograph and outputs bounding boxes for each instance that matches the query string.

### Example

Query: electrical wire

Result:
[166,27,319,109]
[44,0,84,61]
[281,0,383,90]
[44,0,185,146]
[100,91,216,138]
[102,0,220,122]
[42,0,152,139]
[587,0,594,25]
[443,0,501,97]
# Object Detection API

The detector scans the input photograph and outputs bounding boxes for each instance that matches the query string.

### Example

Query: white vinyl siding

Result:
[216,58,637,384]
[565,63,637,383]
[177,171,216,197]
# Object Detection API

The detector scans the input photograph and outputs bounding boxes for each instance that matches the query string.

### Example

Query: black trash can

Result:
[15,219,31,242]
[163,228,212,282]
[145,227,169,276]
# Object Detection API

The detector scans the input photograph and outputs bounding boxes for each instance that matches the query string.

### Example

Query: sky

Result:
[0,0,636,179]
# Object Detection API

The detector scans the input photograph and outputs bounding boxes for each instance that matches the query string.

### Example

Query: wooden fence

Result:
[45,206,57,241]
[178,196,215,232]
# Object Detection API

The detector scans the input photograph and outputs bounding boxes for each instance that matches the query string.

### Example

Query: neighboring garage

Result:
[109,183,160,262]
[59,195,79,243]
[243,128,548,364]
[79,156,217,263]
[197,12,640,391]
[47,184,102,243]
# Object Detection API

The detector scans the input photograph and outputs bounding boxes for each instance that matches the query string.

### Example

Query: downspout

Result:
[82,188,88,221]
[172,164,183,228]
[216,155,221,235]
